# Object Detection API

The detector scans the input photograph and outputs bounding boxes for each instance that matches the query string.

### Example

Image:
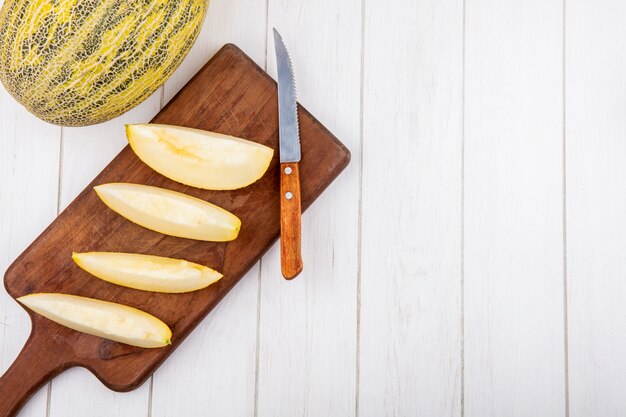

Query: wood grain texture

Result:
[464,0,566,415]
[359,0,463,416]
[0,84,61,417]
[280,162,303,279]
[0,44,350,417]
[566,1,626,415]
[256,0,361,416]
[0,329,68,417]
[151,273,259,417]
[48,93,162,417]
[152,2,266,416]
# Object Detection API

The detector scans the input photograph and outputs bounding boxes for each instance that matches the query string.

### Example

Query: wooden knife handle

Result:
[0,329,66,417]
[280,162,303,279]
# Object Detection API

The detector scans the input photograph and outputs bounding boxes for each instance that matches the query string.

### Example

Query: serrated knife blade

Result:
[273,28,303,280]
[273,28,301,162]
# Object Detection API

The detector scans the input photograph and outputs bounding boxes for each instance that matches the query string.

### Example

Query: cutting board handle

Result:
[0,329,66,417]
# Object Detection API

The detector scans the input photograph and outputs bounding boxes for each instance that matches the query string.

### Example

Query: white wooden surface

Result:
[464,0,566,416]
[566,1,626,416]
[360,0,463,416]
[2,0,626,415]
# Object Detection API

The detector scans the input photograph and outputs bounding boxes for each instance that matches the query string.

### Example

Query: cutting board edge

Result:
[1,42,352,393]
[85,143,351,393]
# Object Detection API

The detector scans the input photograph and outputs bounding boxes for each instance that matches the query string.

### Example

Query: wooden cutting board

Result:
[0,44,350,417]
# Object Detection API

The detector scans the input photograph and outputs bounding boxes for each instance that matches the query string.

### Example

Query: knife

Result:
[273,28,303,280]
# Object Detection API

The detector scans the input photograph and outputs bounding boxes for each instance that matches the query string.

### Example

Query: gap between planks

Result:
[562,0,570,414]
[461,0,467,415]
[355,0,366,415]
[253,6,269,415]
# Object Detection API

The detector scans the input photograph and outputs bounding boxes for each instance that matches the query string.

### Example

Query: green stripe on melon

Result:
[0,0,208,126]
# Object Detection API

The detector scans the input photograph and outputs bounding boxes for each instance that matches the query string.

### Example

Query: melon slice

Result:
[94,183,241,241]
[73,252,222,293]
[18,293,172,348]
[126,124,274,190]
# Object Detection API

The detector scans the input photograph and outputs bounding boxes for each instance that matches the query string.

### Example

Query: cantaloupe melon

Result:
[127,124,274,190]
[18,293,172,348]
[94,183,241,241]
[72,251,223,293]
[0,0,208,126]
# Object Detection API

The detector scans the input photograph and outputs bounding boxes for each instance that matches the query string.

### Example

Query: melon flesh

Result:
[94,183,241,241]
[127,124,274,190]
[73,252,222,293]
[18,293,172,348]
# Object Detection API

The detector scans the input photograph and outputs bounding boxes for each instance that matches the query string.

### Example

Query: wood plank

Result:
[463,0,565,415]
[358,0,463,416]
[255,1,361,416]
[48,93,161,417]
[151,1,266,416]
[0,89,61,416]
[151,274,259,417]
[163,0,268,103]
[566,1,626,415]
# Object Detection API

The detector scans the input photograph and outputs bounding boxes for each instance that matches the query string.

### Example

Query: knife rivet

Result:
[284,167,292,175]
[285,192,293,200]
